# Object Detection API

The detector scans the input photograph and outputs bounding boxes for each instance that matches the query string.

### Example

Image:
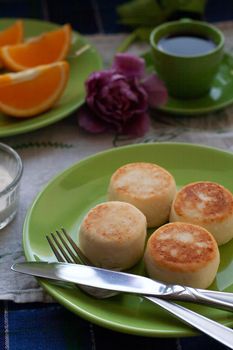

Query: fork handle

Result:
[146,296,233,349]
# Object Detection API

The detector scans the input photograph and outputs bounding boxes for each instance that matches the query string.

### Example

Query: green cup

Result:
[150,19,224,99]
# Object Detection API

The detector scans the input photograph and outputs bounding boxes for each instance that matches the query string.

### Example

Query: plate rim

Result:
[22,142,233,337]
[0,18,103,137]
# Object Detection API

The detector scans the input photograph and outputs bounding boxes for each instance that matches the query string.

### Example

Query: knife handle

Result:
[197,288,233,305]
[146,296,233,349]
[168,287,233,312]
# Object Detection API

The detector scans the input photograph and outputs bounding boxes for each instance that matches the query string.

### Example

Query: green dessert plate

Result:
[0,18,102,137]
[23,142,233,337]
[143,51,233,115]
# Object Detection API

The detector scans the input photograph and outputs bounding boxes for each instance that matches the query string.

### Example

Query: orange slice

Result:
[0,24,71,71]
[0,20,23,46]
[0,61,69,117]
[0,20,23,68]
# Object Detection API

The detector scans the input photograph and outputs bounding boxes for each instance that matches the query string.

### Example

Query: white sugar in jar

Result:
[0,144,23,229]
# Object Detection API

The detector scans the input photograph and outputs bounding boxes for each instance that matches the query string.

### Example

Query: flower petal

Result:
[142,74,168,108]
[112,53,146,79]
[122,113,150,137]
[77,106,108,133]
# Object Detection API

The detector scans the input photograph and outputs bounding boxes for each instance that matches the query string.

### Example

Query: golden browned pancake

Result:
[144,222,220,288]
[79,201,147,270]
[169,181,233,245]
[108,162,176,228]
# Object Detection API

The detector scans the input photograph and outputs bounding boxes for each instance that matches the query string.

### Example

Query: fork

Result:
[46,228,233,306]
[46,228,117,298]
[46,228,233,349]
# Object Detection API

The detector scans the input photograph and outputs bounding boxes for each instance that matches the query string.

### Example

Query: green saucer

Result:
[143,51,233,115]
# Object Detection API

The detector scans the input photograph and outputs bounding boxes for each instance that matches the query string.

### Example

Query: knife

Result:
[11,261,233,311]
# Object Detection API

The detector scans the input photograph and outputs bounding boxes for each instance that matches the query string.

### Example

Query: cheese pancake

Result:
[144,222,220,289]
[170,181,233,245]
[108,162,176,228]
[79,201,147,270]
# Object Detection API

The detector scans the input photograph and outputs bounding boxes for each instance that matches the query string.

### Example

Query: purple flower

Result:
[112,53,145,79]
[78,53,168,137]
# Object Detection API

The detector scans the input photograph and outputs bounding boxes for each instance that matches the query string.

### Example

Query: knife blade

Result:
[12,261,183,295]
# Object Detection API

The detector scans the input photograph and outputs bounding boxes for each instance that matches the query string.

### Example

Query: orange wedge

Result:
[0,20,23,46]
[0,24,71,71]
[0,61,69,117]
[0,20,23,68]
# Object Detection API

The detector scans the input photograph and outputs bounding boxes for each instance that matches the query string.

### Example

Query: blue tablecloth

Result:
[0,301,229,350]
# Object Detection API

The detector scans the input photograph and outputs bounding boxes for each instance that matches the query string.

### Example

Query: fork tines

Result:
[46,228,91,265]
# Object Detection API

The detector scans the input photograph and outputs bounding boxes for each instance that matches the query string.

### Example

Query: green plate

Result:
[0,18,102,137]
[143,50,233,115]
[23,143,233,337]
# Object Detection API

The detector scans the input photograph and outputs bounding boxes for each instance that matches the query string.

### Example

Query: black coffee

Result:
[158,34,216,56]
